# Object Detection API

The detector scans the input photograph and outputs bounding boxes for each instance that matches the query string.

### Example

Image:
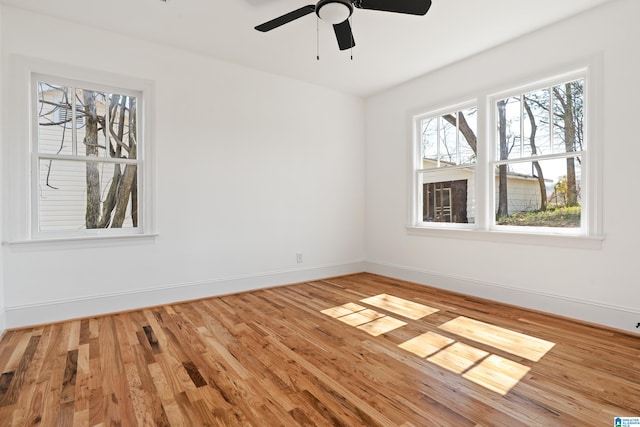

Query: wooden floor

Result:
[0,273,639,426]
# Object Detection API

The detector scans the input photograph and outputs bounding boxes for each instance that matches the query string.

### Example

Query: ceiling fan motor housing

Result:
[316,0,354,25]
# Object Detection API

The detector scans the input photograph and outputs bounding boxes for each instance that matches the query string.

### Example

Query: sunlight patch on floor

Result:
[398,331,454,358]
[360,294,439,320]
[396,315,553,395]
[357,317,407,337]
[427,342,489,374]
[320,303,366,318]
[338,309,385,327]
[322,296,547,396]
[321,302,407,336]
[438,316,555,361]
[463,354,531,395]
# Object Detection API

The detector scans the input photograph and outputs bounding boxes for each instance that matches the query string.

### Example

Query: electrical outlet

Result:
[296,253,303,264]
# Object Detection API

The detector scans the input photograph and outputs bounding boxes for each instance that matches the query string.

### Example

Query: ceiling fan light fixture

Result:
[316,0,353,25]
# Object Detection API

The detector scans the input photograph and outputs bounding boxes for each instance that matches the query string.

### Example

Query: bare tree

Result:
[553,83,579,206]
[39,85,137,229]
[497,100,509,217]
[83,90,101,228]
[523,98,547,210]
[523,81,583,207]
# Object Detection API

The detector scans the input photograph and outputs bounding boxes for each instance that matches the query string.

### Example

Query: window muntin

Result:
[34,76,141,236]
[493,78,584,230]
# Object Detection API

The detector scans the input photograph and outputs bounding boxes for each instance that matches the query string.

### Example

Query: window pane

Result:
[421,109,477,169]
[39,159,137,231]
[494,157,581,228]
[505,96,521,159]
[552,79,584,154]
[523,88,551,156]
[76,88,108,158]
[419,169,475,224]
[37,83,74,155]
[439,114,458,164]
[108,94,138,160]
[421,117,438,162]
[458,107,477,165]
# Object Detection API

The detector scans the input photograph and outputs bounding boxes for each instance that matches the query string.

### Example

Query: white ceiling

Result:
[0,0,617,97]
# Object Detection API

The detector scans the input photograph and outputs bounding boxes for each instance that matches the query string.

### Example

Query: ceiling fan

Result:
[255,0,432,51]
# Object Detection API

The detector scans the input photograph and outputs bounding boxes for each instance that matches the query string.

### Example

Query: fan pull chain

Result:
[350,15,353,60]
[316,16,320,60]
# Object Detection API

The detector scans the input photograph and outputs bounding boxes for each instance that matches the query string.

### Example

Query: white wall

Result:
[0,6,365,327]
[365,0,640,333]
[0,5,5,335]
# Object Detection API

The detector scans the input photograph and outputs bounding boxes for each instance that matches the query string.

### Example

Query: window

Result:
[416,105,478,225]
[493,78,584,231]
[410,67,601,243]
[30,73,150,239]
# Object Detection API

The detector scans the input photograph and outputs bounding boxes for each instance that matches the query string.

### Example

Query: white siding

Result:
[494,176,542,213]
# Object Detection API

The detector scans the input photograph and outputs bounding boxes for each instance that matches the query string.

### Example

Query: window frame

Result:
[412,101,478,230]
[407,62,603,249]
[4,57,156,244]
[488,70,588,236]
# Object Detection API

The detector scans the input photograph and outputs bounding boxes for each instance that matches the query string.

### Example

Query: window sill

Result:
[406,226,604,250]
[3,233,158,249]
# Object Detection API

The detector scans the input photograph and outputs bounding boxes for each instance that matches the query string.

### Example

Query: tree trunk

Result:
[442,112,477,155]
[83,91,101,229]
[97,166,121,228]
[497,100,508,217]
[111,97,137,228]
[563,83,578,206]
[523,98,547,211]
[111,143,136,227]
[129,98,138,227]
[98,95,128,228]
[111,164,136,228]
[553,84,578,207]
[131,174,138,227]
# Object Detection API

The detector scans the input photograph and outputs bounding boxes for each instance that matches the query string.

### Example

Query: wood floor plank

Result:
[130,343,172,427]
[0,335,40,407]
[0,273,639,426]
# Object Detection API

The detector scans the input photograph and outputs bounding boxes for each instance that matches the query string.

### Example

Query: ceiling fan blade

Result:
[255,5,316,32]
[333,20,355,50]
[355,0,432,15]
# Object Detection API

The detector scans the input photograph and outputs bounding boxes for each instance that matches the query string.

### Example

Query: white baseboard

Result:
[7,260,638,335]
[0,309,5,337]
[365,261,640,335]
[4,261,366,329]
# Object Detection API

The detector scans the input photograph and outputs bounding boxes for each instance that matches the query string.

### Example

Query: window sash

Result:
[35,157,139,233]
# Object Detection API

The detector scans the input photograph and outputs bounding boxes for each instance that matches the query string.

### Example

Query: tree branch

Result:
[442,112,477,155]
